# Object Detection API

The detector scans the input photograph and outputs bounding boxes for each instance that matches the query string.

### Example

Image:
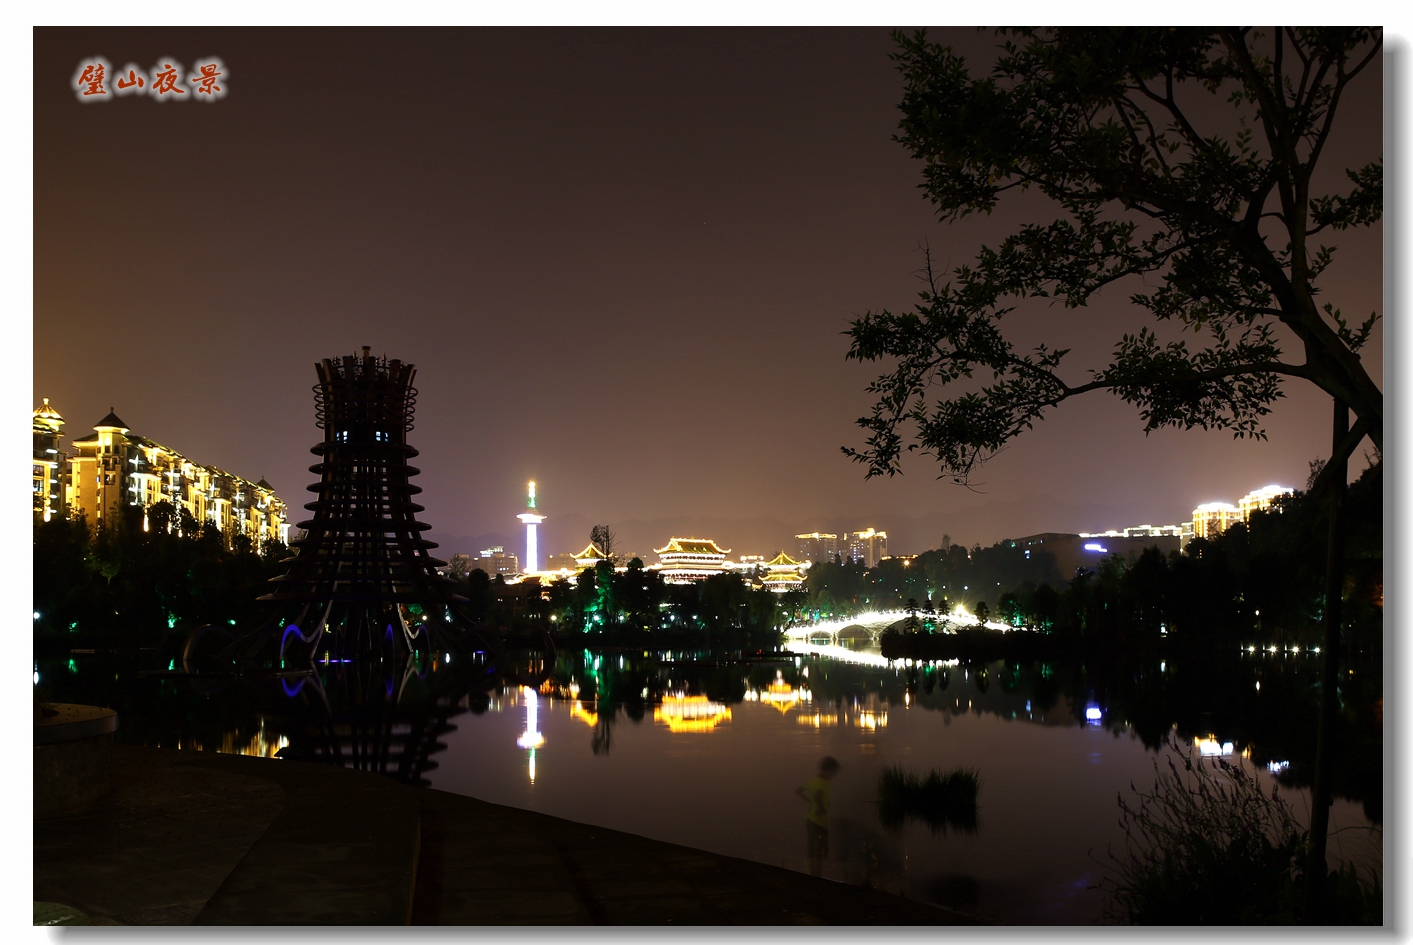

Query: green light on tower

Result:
[528,480,537,509]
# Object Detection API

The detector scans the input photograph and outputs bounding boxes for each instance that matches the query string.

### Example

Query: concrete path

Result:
[35,745,978,925]
[413,788,978,925]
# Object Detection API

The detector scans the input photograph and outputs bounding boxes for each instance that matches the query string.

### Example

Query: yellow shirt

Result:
[802,775,831,827]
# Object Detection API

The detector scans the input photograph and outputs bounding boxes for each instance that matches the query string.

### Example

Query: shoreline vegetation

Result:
[1102,736,1381,925]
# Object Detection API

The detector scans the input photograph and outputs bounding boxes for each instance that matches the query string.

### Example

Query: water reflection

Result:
[39,639,1382,916]
[653,695,731,733]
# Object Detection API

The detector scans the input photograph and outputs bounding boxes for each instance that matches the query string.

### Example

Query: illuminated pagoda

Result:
[33,399,65,523]
[220,348,494,664]
[653,537,731,584]
[760,550,807,593]
[570,542,613,571]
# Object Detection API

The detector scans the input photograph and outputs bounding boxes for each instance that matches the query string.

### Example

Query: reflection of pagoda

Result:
[744,671,811,713]
[761,551,807,593]
[653,695,731,733]
[653,537,731,584]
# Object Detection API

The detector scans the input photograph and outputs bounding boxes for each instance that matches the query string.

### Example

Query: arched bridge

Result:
[784,609,1014,645]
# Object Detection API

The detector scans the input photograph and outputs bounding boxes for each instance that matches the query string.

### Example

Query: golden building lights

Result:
[1191,502,1242,540]
[760,550,807,593]
[32,399,65,523]
[1238,484,1296,519]
[743,671,811,713]
[51,404,289,550]
[653,537,732,584]
[653,694,732,733]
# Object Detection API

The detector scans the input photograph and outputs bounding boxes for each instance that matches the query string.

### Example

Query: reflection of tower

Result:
[516,480,546,575]
[516,685,545,782]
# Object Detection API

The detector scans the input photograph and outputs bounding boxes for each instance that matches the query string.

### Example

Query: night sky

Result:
[33,28,1383,559]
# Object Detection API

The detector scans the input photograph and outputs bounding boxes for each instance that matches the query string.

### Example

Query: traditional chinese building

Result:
[652,537,731,584]
[33,399,66,523]
[760,550,807,593]
[570,542,614,571]
[63,407,288,549]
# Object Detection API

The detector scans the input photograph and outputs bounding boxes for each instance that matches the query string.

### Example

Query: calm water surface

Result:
[425,651,1377,924]
[42,643,1379,925]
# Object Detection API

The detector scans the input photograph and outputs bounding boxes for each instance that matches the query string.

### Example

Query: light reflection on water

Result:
[425,653,1378,925]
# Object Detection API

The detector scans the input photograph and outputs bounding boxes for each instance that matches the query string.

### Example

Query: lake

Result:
[38,643,1382,924]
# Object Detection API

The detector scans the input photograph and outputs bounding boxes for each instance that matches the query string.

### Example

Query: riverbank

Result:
[34,745,979,925]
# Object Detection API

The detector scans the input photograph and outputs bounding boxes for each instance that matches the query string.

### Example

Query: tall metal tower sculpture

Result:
[222,348,492,663]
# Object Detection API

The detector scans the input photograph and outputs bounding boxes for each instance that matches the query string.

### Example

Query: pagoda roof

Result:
[766,550,801,567]
[94,409,129,430]
[654,537,731,556]
[572,542,612,562]
[33,398,63,422]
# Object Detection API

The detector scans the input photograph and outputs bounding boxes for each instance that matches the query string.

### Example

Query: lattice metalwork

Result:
[220,348,495,663]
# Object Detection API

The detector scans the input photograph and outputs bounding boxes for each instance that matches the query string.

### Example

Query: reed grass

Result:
[1101,734,1381,924]
[876,764,980,835]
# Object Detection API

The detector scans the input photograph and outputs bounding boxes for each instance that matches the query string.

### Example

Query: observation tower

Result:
[516,481,545,574]
[216,348,494,664]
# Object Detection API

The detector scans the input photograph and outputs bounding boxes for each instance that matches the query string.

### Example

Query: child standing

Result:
[796,756,841,877]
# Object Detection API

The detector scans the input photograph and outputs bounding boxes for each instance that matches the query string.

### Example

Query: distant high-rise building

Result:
[472,546,520,578]
[1238,484,1295,520]
[33,399,65,523]
[795,532,838,563]
[1191,502,1242,540]
[61,406,288,549]
[846,528,888,568]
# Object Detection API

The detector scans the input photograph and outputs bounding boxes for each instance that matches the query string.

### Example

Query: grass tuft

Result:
[1100,734,1381,925]
[877,764,980,835]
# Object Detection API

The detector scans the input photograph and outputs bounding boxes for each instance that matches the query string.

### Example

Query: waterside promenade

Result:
[35,745,980,926]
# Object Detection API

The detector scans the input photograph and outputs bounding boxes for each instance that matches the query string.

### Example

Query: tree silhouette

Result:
[846,28,1380,485]
[846,29,1381,921]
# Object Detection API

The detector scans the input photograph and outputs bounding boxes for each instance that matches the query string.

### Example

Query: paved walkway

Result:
[35,745,978,925]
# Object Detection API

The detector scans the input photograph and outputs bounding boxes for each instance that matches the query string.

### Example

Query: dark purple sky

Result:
[34,28,1382,557]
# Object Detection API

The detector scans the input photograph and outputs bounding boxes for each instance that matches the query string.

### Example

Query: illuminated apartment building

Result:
[63,408,288,549]
[471,546,520,578]
[1238,484,1295,520]
[653,537,731,584]
[795,532,838,564]
[33,399,66,523]
[846,528,888,568]
[1190,502,1243,540]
